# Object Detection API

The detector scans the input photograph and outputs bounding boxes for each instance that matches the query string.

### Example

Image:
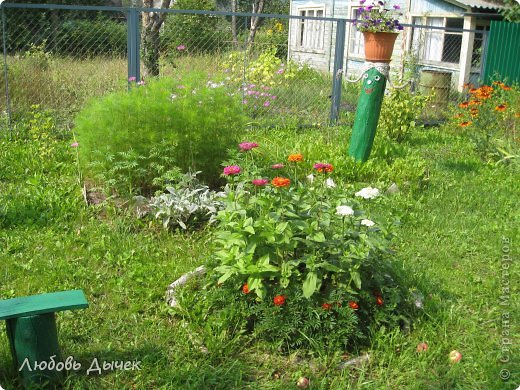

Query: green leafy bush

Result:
[174,145,413,352]
[379,89,429,142]
[74,74,247,196]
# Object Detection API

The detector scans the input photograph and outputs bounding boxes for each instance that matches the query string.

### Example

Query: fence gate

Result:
[482,20,520,84]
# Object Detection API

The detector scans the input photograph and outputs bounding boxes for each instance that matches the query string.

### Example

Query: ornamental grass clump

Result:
[175,143,415,352]
[355,0,404,33]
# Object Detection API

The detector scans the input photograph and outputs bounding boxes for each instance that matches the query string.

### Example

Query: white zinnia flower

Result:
[361,219,375,227]
[326,178,336,188]
[336,205,354,216]
[355,186,380,199]
[306,174,314,183]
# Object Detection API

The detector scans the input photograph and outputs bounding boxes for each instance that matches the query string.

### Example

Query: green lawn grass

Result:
[0,126,518,389]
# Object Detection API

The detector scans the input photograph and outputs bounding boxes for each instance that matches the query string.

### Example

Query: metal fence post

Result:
[1,5,12,137]
[127,7,140,84]
[329,19,346,124]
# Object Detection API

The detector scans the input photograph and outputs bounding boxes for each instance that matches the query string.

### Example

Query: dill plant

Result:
[74,73,247,196]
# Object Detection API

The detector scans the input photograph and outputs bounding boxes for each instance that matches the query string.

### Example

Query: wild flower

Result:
[273,295,286,306]
[239,142,259,151]
[242,284,250,294]
[355,0,403,33]
[252,179,269,186]
[128,76,136,82]
[223,165,241,175]
[336,205,354,216]
[176,44,186,51]
[70,142,79,148]
[355,187,380,199]
[271,177,291,188]
[322,303,332,310]
[271,163,284,169]
[313,163,334,173]
[361,219,375,227]
[349,301,359,310]
[495,104,506,112]
[288,153,303,162]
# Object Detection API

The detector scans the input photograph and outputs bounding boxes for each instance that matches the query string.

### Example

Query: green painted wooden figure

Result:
[348,64,390,162]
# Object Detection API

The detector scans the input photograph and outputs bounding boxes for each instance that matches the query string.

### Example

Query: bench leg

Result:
[6,313,64,388]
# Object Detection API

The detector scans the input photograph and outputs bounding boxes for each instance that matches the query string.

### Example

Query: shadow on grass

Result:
[438,159,482,173]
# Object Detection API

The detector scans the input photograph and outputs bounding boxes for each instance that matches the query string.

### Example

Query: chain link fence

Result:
[0,3,488,129]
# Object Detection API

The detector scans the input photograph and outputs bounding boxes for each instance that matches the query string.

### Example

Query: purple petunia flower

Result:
[393,4,401,9]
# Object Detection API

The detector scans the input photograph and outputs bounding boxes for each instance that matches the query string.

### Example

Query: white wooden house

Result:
[287,0,504,90]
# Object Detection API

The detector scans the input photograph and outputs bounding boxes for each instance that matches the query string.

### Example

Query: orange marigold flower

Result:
[349,301,359,310]
[463,83,473,89]
[376,296,384,305]
[468,88,478,94]
[501,85,512,91]
[458,101,469,108]
[481,85,494,93]
[492,81,504,86]
[460,121,472,127]
[470,108,479,117]
[495,104,506,112]
[242,284,250,294]
[322,303,332,310]
[454,113,464,119]
[273,295,286,306]
[288,153,304,162]
[469,100,481,106]
[271,177,291,188]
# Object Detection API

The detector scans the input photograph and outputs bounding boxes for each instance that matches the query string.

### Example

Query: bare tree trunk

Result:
[247,0,267,47]
[141,0,172,77]
[231,0,238,47]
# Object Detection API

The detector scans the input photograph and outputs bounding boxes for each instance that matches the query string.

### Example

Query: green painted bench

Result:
[0,290,88,388]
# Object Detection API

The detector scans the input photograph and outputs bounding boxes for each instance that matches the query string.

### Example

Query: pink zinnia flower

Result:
[223,165,241,175]
[271,163,284,169]
[239,142,259,151]
[71,142,79,148]
[252,179,268,186]
[128,76,136,82]
[263,101,270,107]
[177,45,186,51]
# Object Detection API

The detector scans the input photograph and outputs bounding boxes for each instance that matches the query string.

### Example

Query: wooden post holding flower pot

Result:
[347,0,403,162]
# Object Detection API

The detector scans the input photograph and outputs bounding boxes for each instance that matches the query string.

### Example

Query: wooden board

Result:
[0,290,88,320]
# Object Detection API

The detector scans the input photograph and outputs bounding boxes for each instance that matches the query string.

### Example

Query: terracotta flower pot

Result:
[363,32,398,63]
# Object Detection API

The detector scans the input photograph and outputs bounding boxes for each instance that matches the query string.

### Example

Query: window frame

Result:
[295,6,326,53]
[411,15,464,68]
[348,6,365,59]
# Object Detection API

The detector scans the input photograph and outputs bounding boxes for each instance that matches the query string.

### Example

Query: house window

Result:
[298,8,325,50]
[413,16,463,64]
[349,7,364,56]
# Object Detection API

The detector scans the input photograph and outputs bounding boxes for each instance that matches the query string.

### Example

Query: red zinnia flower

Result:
[288,153,304,162]
[376,296,384,305]
[223,165,241,175]
[271,177,291,188]
[252,179,269,186]
[313,162,334,173]
[322,303,332,310]
[349,301,359,310]
[273,295,286,306]
[239,142,259,151]
[242,284,250,294]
